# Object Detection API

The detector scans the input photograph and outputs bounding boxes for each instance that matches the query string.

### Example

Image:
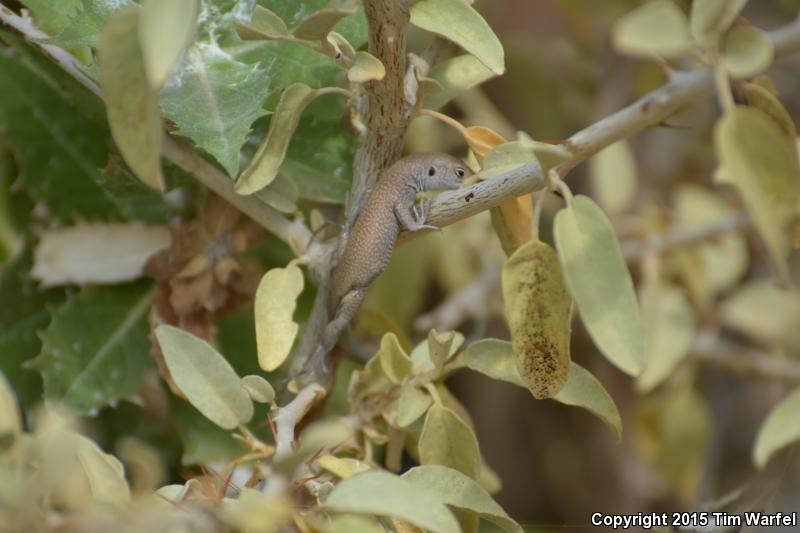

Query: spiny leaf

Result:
[140,0,200,89]
[50,0,136,48]
[410,0,505,75]
[236,83,323,194]
[502,240,572,399]
[156,325,253,430]
[254,264,304,372]
[99,6,164,191]
[554,195,645,375]
[323,471,460,533]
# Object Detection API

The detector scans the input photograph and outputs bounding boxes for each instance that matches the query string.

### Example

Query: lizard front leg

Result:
[396,200,439,232]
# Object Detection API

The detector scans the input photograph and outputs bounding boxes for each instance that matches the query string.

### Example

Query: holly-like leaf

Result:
[30,282,155,415]
[50,0,136,48]
[161,45,271,177]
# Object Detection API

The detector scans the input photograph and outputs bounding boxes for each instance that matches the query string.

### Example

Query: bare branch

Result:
[693,331,800,384]
[273,383,326,461]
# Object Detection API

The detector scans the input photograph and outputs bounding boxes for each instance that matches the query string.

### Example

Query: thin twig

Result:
[273,383,326,461]
[692,331,800,384]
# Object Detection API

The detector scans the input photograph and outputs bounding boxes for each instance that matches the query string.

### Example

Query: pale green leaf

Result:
[387,386,432,428]
[419,403,481,479]
[347,51,386,83]
[554,362,622,442]
[588,141,637,215]
[720,280,800,352]
[75,434,131,505]
[236,83,322,194]
[254,173,299,214]
[456,338,525,387]
[484,141,535,169]
[502,240,572,399]
[425,54,495,110]
[276,418,354,475]
[323,471,460,533]
[690,0,747,44]
[161,46,270,177]
[554,195,645,375]
[637,280,696,393]
[745,78,797,138]
[19,0,82,36]
[241,375,275,404]
[293,6,358,41]
[140,0,199,89]
[379,333,414,384]
[254,264,304,372]
[612,0,693,58]
[235,5,290,40]
[0,371,22,435]
[714,106,800,286]
[721,26,773,79]
[427,329,461,372]
[155,325,253,430]
[30,283,154,415]
[50,0,136,48]
[316,455,371,479]
[99,6,164,191]
[516,133,572,172]
[322,515,384,533]
[753,387,800,468]
[410,0,505,75]
[403,466,522,533]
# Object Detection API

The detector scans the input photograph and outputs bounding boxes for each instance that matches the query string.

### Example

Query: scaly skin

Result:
[300,153,470,385]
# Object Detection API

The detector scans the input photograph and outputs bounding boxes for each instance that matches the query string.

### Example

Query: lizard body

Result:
[299,153,469,384]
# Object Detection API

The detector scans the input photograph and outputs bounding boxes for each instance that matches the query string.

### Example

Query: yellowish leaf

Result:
[419,404,481,479]
[721,280,800,352]
[588,141,637,215]
[753,387,800,469]
[293,6,357,41]
[347,51,386,83]
[690,0,747,44]
[744,78,797,138]
[613,0,693,58]
[254,264,304,371]
[379,332,414,384]
[425,54,495,110]
[721,26,773,79]
[235,5,289,40]
[0,371,21,435]
[76,434,131,505]
[241,375,275,404]
[140,0,199,89]
[502,240,571,399]
[316,455,371,479]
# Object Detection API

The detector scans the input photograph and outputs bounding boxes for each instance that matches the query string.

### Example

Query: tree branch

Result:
[402,16,800,238]
[693,331,800,384]
[273,383,326,461]
[0,5,317,259]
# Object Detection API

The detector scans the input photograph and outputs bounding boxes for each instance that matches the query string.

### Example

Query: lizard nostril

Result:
[428,167,436,176]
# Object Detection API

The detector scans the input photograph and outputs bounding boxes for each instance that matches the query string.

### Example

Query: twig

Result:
[0,5,317,261]
[273,383,326,462]
[692,331,800,384]
[621,212,751,259]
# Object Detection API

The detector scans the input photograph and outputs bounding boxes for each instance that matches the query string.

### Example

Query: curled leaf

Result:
[502,240,572,399]
[75,434,131,505]
[379,332,414,384]
[410,0,505,75]
[156,325,253,429]
[744,77,797,138]
[293,6,357,41]
[254,264,304,372]
[347,51,386,83]
[236,83,321,195]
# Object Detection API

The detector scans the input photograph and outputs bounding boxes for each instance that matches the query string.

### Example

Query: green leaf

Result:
[98,6,164,191]
[19,0,82,36]
[0,371,22,435]
[75,434,131,505]
[425,54,496,110]
[236,83,324,194]
[51,0,136,48]
[410,0,505,75]
[236,5,291,40]
[30,282,154,415]
[588,141,637,215]
[612,0,693,58]
[323,471,460,533]
[637,280,696,393]
[347,51,386,83]
[403,466,522,533]
[140,0,200,89]
[254,264,304,372]
[254,173,299,214]
[386,386,432,428]
[456,338,525,387]
[0,34,170,222]
[721,26,773,79]
[161,45,271,177]
[690,0,747,44]
[419,403,481,479]
[293,6,357,41]
[753,387,800,469]
[0,248,64,410]
[502,240,572,399]
[155,325,254,430]
[554,363,622,442]
[714,106,800,286]
[554,195,645,375]
[379,333,414,384]
[241,375,275,404]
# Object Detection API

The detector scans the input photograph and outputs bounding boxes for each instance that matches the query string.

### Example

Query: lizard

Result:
[297,152,469,385]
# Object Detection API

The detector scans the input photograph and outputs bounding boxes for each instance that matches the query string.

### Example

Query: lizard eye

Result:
[455,167,465,178]
[428,167,436,177]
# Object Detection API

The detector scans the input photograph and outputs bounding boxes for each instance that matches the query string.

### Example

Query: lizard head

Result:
[413,153,470,191]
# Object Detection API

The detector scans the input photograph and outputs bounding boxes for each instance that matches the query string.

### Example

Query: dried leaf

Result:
[32,223,170,287]
[502,240,571,399]
[254,264,304,371]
